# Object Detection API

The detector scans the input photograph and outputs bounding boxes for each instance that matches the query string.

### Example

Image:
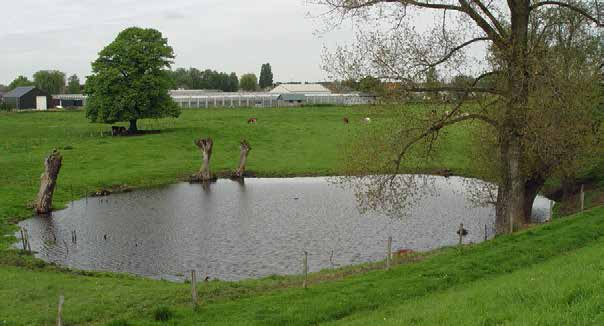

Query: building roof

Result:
[4,86,37,98]
[270,84,331,94]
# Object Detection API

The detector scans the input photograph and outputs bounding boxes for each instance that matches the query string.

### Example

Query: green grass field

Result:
[0,107,602,325]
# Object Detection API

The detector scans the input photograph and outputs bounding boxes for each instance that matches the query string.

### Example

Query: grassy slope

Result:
[331,236,604,326]
[1,207,602,325]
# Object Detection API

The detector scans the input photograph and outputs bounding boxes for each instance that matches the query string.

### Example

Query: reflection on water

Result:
[16,176,551,281]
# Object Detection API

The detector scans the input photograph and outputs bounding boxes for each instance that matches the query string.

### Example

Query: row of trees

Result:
[4,65,275,96]
[168,63,274,92]
[169,68,239,91]
[5,72,82,94]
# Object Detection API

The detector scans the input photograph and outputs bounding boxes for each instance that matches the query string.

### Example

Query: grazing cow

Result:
[111,126,127,136]
[343,117,349,124]
[394,249,414,257]
[363,117,371,123]
[247,118,258,124]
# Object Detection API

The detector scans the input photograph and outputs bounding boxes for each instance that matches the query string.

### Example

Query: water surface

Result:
[17,176,550,281]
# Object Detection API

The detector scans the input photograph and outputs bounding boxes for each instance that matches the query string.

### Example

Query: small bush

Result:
[152,306,173,322]
[0,102,13,112]
[105,319,131,326]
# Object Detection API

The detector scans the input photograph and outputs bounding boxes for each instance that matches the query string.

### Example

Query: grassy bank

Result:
[1,207,602,325]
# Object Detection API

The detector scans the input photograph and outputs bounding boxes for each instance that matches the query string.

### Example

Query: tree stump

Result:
[35,150,62,214]
[232,140,251,178]
[192,138,214,182]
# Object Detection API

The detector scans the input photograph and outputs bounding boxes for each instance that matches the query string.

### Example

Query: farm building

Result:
[277,93,306,106]
[52,94,86,108]
[51,91,374,109]
[270,83,331,95]
[3,86,51,110]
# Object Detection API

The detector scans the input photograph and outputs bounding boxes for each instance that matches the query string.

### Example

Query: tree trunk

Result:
[496,136,526,233]
[35,150,62,215]
[495,0,531,234]
[193,138,213,181]
[129,119,138,133]
[523,175,546,222]
[232,140,251,178]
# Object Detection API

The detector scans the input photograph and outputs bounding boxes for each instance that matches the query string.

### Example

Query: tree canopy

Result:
[33,70,66,94]
[169,68,239,91]
[322,0,602,233]
[84,27,180,132]
[240,73,258,92]
[8,76,34,90]
[259,63,274,89]
[66,74,81,94]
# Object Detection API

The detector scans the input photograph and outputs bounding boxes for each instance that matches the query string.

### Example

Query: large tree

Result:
[34,70,66,94]
[85,27,180,132]
[66,74,81,94]
[321,0,602,233]
[8,76,34,89]
[240,73,258,92]
[259,63,274,89]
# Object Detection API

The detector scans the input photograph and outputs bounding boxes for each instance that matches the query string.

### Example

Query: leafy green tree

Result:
[170,68,192,89]
[228,72,239,92]
[66,74,81,94]
[33,70,66,94]
[359,76,382,94]
[0,84,8,92]
[240,73,258,92]
[8,76,34,89]
[85,27,180,132]
[259,63,274,89]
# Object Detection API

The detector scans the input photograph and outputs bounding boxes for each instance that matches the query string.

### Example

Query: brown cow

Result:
[343,117,349,124]
[247,118,258,124]
[111,126,127,136]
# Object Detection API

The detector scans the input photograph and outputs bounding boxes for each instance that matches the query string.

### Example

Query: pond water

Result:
[16,176,552,281]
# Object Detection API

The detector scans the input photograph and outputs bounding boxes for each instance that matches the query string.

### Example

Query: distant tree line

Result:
[169,63,274,92]
[5,71,83,95]
[169,68,239,92]
[5,62,275,95]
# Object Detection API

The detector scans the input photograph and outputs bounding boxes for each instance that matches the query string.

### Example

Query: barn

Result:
[3,86,52,110]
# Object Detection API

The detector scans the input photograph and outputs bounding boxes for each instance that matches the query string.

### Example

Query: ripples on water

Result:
[16,176,551,281]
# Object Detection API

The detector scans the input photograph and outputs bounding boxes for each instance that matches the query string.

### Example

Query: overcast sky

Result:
[0,0,359,85]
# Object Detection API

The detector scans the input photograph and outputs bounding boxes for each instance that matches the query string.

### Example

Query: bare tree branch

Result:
[426,37,492,67]
[324,0,464,12]
[458,0,507,48]
[530,1,603,26]
[471,0,509,38]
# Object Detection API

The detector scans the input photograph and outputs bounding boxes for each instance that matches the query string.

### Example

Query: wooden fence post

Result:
[549,200,554,221]
[580,184,585,212]
[191,270,198,307]
[57,295,64,326]
[20,229,26,251]
[484,224,488,241]
[302,251,308,289]
[457,223,464,248]
[386,236,392,270]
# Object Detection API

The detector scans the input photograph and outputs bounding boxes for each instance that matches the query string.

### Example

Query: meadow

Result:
[0,106,602,325]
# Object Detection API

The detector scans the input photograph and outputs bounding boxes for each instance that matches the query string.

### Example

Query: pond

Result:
[16,176,552,281]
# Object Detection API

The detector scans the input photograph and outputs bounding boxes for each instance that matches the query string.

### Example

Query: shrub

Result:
[105,319,131,326]
[152,306,173,322]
